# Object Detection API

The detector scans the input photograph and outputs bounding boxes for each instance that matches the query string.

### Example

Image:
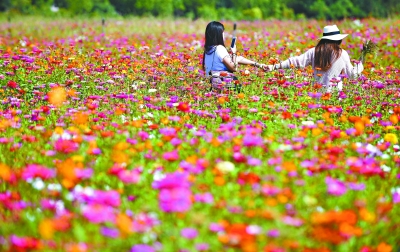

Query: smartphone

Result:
[231,37,236,48]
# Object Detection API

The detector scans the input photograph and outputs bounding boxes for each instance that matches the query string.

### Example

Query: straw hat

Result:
[320,25,348,40]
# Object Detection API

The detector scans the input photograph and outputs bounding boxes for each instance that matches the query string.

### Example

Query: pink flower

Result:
[194,193,214,204]
[82,204,116,224]
[181,228,198,239]
[162,150,179,161]
[325,177,347,196]
[132,213,160,232]
[118,169,140,184]
[22,164,56,180]
[159,187,192,212]
[152,172,190,189]
[54,138,79,153]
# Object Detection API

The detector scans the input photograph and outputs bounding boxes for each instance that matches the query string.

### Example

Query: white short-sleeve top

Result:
[204,45,230,76]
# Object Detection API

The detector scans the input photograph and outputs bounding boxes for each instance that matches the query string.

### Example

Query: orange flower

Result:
[116,213,133,236]
[355,120,364,134]
[48,86,67,107]
[282,161,296,172]
[0,163,11,181]
[339,222,362,237]
[377,242,392,252]
[39,219,54,239]
[72,112,89,125]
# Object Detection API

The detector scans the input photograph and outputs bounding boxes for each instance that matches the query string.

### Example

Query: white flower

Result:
[381,165,391,172]
[216,161,235,174]
[246,225,262,235]
[31,178,45,190]
[153,170,165,181]
[277,144,292,151]
[148,89,157,93]
[301,121,314,126]
[353,19,363,27]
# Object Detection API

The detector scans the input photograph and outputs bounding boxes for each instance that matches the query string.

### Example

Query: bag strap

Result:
[208,46,216,76]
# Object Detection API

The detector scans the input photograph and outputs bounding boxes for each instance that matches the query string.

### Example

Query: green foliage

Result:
[1,0,399,19]
[242,7,263,20]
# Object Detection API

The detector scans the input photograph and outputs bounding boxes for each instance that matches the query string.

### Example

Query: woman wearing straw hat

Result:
[266,25,363,93]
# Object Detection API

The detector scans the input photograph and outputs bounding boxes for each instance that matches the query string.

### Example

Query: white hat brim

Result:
[319,34,348,40]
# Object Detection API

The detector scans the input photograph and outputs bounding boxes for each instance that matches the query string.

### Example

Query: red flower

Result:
[7,80,18,88]
[177,102,190,112]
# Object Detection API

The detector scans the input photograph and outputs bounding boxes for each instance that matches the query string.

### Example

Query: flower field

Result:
[0,17,399,251]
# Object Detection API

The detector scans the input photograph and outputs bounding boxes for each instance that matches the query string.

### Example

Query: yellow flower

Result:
[384,133,398,144]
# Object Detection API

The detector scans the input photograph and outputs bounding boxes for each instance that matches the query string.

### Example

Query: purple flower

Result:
[242,134,264,147]
[247,157,262,166]
[131,244,155,252]
[101,227,119,238]
[181,228,198,239]
[348,182,365,191]
[267,229,280,237]
[393,191,400,204]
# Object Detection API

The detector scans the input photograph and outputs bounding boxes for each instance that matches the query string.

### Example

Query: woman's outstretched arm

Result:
[222,45,265,72]
[272,48,314,70]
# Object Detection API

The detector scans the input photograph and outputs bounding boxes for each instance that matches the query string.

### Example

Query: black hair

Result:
[202,21,225,71]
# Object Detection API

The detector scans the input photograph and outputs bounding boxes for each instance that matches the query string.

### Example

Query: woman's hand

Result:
[262,65,274,71]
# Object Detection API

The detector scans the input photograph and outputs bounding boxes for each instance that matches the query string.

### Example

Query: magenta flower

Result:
[153,172,192,213]
[22,164,56,180]
[100,227,119,238]
[325,177,347,196]
[393,191,400,204]
[91,190,121,207]
[267,229,280,237]
[162,150,179,161]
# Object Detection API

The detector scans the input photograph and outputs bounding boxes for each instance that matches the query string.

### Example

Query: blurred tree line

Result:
[0,0,398,19]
